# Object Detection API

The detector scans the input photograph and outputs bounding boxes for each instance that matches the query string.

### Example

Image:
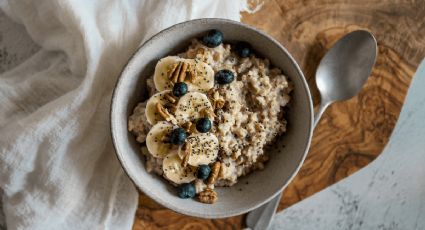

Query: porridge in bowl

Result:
[128,29,292,204]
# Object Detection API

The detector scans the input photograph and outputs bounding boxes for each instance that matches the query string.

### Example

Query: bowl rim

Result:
[110,18,314,218]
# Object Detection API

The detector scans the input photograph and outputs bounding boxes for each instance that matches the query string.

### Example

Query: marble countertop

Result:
[270,60,425,230]
[1,8,424,230]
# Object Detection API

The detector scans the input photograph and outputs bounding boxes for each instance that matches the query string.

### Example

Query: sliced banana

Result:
[174,92,213,124]
[153,56,182,91]
[163,152,196,184]
[146,121,174,158]
[153,56,214,92]
[145,90,177,125]
[178,133,219,166]
[185,59,215,93]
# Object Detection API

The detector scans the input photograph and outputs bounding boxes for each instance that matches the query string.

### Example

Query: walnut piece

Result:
[200,108,216,120]
[182,121,195,134]
[207,89,225,110]
[214,98,225,109]
[207,161,221,185]
[198,188,218,204]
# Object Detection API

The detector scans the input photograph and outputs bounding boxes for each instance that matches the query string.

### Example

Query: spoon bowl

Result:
[316,30,377,103]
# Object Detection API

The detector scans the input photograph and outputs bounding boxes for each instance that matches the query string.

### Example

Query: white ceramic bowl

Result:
[111,18,313,218]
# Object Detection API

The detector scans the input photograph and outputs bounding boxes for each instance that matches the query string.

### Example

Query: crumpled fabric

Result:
[0,0,246,229]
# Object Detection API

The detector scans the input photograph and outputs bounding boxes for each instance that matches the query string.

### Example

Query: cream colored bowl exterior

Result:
[111,18,313,218]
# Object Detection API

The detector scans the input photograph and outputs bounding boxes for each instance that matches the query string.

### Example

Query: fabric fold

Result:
[0,0,243,229]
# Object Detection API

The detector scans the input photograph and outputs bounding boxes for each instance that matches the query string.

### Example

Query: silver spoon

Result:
[246,30,378,230]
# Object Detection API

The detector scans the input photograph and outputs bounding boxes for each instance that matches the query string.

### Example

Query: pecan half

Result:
[164,93,177,104]
[172,62,183,83]
[168,62,191,83]
[178,62,189,82]
[156,103,177,124]
[207,161,221,185]
[167,63,179,81]
[181,142,191,167]
[198,188,217,204]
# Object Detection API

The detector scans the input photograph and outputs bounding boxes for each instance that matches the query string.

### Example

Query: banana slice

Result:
[146,121,175,158]
[153,56,182,91]
[145,90,177,125]
[163,152,196,184]
[185,59,215,93]
[178,133,219,166]
[153,56,214,92]
[174,92,213,124]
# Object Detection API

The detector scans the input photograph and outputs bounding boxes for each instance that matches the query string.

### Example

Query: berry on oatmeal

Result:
[215,69,235,85]
[177,183,196,198]
[170,128,187,145]
[202,29,223,48]
[197,165,212,180]
[196,117,212,133]
[235,42,251,58]
[172,82,188,97]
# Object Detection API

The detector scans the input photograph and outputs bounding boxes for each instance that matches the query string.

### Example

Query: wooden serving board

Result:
[132,1,425,229]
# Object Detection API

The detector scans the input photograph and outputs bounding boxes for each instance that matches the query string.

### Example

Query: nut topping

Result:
[207,89,225,109]
[168,61,194,83]
[198,188,218,204]
[213,98,225,109]
[179,62,189,82]
[164,93,177,104]
[207,161,221,185]
[182,121,195,134]
[156,103,177,124]
[181,142,191,167]
[200,108,216,120]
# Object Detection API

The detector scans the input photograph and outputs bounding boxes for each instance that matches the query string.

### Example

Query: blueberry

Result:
[202,29,223,48]
[170,128,187,145]
[215,69,234,85]
[196,118,212,133]
[235,42,251,58]
[196,165,211,180]
[172,82,188,97]
[177,183,196,199]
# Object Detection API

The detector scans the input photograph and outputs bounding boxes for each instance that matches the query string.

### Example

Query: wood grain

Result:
[133,1,425,229]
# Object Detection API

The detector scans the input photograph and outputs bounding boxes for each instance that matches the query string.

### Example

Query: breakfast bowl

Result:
[110,18,313,218]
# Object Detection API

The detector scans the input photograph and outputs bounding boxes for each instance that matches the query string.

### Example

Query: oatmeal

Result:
[128,29,292,203]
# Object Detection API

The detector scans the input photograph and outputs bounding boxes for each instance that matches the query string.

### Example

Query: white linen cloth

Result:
[0,1,252,229]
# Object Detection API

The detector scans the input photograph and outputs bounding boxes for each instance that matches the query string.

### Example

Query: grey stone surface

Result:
[270,60,425,230]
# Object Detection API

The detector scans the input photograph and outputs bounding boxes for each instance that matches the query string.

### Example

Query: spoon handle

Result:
[246,100,330,230]
[313,101,330,128]
[245,193,282,230]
